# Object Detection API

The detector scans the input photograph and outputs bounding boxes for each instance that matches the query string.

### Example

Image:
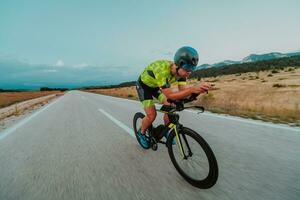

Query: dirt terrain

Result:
[0,92,64,130]
[0,91,64,108]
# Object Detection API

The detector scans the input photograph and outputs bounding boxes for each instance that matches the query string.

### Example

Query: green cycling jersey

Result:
[140,60,186,88]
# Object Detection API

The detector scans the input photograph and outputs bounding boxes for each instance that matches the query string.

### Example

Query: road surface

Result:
[0,91,299,200]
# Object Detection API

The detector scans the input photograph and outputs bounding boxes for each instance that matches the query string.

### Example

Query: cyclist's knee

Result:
[144,107,157,122]
[148,113,156,122]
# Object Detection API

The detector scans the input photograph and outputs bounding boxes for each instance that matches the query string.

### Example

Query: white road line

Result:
[98,109,135,138]
[0,96,63,141]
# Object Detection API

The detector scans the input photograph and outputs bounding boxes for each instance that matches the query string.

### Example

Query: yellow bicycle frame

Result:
[168,123,185,159]
[157,109,186,159]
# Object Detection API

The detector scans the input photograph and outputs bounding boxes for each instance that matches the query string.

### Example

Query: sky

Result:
[0,0,300,89]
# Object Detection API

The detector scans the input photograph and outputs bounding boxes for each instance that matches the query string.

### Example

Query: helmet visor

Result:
[181,64,196,72]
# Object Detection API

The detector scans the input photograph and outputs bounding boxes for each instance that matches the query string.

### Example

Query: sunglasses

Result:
[181,64,196,72]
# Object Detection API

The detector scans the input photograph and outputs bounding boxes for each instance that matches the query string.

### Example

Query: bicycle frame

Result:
[157,109,192,160]
[168,123,185,159]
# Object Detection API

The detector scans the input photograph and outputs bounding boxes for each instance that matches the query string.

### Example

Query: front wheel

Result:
[167,127,218,189]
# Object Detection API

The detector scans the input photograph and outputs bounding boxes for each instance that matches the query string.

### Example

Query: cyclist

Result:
[136,46,212,148]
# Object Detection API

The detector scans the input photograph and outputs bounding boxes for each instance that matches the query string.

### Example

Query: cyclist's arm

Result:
[160,86,194,101]
[161,82,212,101]
[177,77,189,91]
[178,83,191,91]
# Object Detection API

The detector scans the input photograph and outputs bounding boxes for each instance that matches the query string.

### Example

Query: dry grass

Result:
[0,91,64,108]
[84,68,300,126]
[84,87,138,100]
[0,93,63,122]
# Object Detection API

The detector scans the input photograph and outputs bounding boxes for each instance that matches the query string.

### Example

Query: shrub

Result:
[273,83,286,88]
[248,75,258,80]
[288,67,295,71]
[278,78,287,80]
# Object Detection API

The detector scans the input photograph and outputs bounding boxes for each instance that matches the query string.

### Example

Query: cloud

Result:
[73,63,88,68]
[0,59,138,89]
[55,59,65,67]
[43,69,58,73]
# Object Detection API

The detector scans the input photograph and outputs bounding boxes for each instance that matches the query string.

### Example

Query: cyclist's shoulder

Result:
[147,60,173,69]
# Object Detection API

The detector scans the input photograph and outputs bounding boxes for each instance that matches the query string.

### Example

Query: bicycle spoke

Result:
[172,133,210,180]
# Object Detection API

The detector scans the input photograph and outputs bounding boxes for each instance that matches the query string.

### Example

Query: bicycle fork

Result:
[168,123,192,159]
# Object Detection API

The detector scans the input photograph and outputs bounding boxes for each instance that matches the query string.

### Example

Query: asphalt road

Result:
[0,90,299,200]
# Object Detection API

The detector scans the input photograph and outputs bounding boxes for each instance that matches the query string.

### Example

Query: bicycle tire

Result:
[167,127,218,189]
[133,112,152,149]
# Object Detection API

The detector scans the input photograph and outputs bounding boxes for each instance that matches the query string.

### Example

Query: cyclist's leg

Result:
[141,105,156,133]
[154,90,170,126]
[136,80,157,134]
[154,91,173,142]
[163,112,170,126]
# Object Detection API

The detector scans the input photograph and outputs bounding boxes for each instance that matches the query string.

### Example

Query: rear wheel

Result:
[167,127,218,189]
[133,112,152,149]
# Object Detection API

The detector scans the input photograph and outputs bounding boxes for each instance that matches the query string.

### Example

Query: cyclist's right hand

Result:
[192,82,213,94]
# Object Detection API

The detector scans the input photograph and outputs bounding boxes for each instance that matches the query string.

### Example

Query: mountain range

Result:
[197,51,300,70]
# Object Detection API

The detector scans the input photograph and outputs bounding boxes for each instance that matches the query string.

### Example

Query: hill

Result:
[191,55,300,79]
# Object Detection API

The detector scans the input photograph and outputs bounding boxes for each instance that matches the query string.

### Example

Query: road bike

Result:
[133,93,218,189]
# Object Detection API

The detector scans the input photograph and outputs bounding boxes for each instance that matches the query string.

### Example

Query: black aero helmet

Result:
[174,46,199,72]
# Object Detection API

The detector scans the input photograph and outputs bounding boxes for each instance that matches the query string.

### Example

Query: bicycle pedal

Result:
[152,143,158,151]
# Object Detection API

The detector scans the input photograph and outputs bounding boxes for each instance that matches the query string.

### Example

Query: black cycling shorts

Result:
[136,77,165,108]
